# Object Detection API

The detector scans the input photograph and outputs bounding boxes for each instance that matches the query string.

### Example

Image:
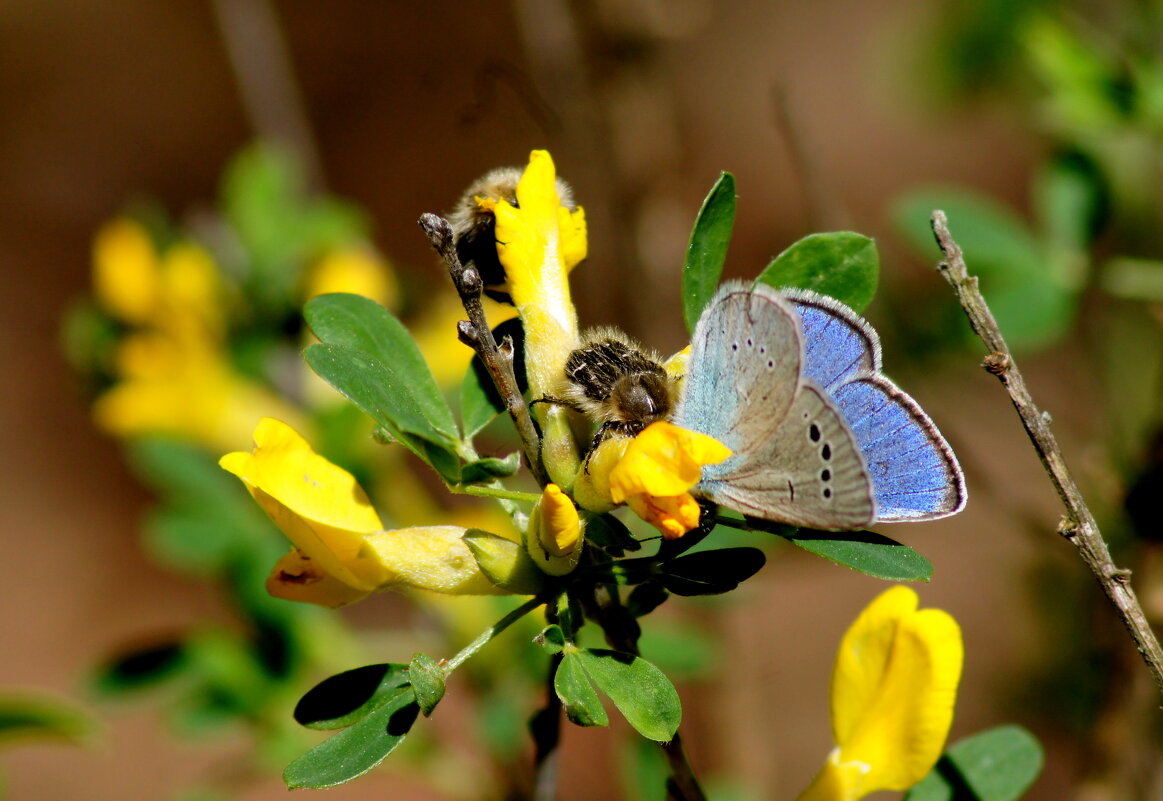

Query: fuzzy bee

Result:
[448,166,576,303]
[539,328,680,457]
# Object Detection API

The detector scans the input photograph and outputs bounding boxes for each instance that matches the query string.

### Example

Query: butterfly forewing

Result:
[679,282,876,530]
[675,283,801,455]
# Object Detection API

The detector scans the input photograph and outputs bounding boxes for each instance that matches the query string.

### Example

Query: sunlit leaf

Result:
[779,529,933,581]
[576,649,681,742]
[758,232,879,311]
[683,172,736,333]
[555,652,608,727]
[305,293,457,442]
[284,692,419,788]
[293,663,411,731]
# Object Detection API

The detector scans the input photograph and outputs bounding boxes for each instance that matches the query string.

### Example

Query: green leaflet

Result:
[757,231,879,312]
[905,725,1044,801]
[683,172,736,333]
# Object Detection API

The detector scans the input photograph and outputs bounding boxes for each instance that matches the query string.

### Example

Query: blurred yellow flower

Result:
[795,585,964,801]
[94,332,297,453]
[221,418,505,607]
[93,217,224,339]
[303,246,398,311]
[605,422,730,539]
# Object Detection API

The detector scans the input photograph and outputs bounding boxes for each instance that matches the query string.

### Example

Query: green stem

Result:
[460,484,544,504]
[442,596,544,676]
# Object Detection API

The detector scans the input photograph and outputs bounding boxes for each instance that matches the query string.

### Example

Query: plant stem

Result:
[441,596,544,676]
[419,213,550,487]
[581,585,708,801]
[931,209,1163,697]
[461,484,544,504]
[531,603,564,801]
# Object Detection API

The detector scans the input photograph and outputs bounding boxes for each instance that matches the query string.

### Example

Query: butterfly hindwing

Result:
[831,377,965,520]
[701,381,876,529]
[786,288,966,521]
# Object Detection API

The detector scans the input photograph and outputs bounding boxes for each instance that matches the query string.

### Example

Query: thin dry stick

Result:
[931,210,1163,697]
[418,213,549,488]
[210,0,325,191]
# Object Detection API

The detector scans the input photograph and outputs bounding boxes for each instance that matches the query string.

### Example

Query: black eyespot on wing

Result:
[821,443,831,460]
[809,424,821,442]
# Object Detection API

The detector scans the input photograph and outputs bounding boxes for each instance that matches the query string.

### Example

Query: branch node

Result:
[1112,568,1133,585]
[982,352,1010,375]
[457,320,480,346]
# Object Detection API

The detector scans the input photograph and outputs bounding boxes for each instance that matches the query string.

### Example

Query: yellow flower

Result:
[795,586,964,801]
[93,217,224,339]
[220,418,505,607]
[485,150,587,398]
[94,332,299,453]
[93,218,161,325]
[481,149,588,485]
[303,246,399,311]
[525,484,584,576]
[575,421,731,539]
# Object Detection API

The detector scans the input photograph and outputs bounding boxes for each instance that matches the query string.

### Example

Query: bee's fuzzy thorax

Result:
[561,327,678,436]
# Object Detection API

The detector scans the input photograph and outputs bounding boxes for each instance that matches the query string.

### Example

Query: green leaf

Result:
[905,725,1043,801]
[283,692,419,789]
[0,692,99,746]
[555,652,608,727]
[892,189,1075,350]
[460,357,505,438]
[657,547,766,596]
[683,172,736,332]
[305,344,456,466]
[408,654,445,717]
[305,293,458,442]
[758,232,879,311]
[537,625,567,654]
[293,663,411,730]
[575,649,681,742]
[780,529,933,581]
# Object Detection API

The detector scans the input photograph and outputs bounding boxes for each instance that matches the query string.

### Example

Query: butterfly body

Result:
[673,281,965,530]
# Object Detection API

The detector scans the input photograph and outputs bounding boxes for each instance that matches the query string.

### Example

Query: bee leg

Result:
[530,395,585,412]
[582,421,621,473]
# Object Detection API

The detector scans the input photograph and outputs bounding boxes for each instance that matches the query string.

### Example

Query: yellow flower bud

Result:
[525,484,584,576]
[92,218,160,325]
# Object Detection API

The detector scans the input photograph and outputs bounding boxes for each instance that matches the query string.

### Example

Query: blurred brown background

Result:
[0,0,1138,799]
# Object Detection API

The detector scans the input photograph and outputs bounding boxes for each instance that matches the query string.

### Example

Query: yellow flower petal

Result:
[573,436,631,512]
[625,491,701,540]
[490,150,584,398]
[266,548,372,608]
[93,218,161,324]
[220,418,387,591]
[796,586,963,801]
[539,484,582,557]
[609,421,732,502]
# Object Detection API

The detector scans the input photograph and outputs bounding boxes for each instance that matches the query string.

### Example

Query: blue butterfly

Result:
[673,281,966,530]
